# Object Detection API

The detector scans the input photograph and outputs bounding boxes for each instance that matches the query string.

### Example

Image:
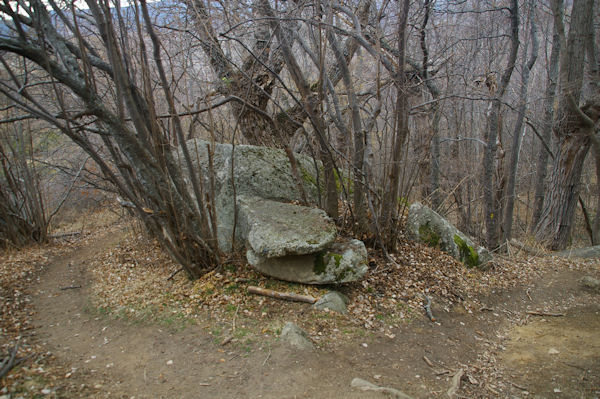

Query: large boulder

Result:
[179,139,369,285]
[178,139,320,252]
[406,202,492,268]
[247,238,368,284]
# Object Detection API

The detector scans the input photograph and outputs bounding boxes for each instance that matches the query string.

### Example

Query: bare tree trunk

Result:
[326,25,367,233]
[503,0,539,242]
[482,0,519,250]
[381,0,409,248]
[259,0,339,218]
[532,0,562,228]
[535,0,598,250]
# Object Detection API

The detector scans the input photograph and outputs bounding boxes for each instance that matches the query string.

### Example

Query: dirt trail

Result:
[30,232,600,398]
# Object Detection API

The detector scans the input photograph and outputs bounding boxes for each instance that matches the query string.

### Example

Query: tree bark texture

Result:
[503,0,539,242]
[535,0,598,249]
[532,0,562,228]
[482,0,519,250]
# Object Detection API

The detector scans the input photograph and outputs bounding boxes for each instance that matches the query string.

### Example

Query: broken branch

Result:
[447,368,464,398]
[0,339,22,379]
[526,311,565,317]
[59,285,82,290]
[247,286,317,304]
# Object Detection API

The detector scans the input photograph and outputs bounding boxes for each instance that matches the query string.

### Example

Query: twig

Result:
[167,268,184,281]
[59,285,82,290]
[525,289,532,301]
[479,307,494,312]
[351,378,415,399]
[423,356,435,368]
[198,382,211,386]
[562,361,586,371]
[422,294,436,322]
[511,382,527,390]
[247,286,317,304]
[262,348,271,366]
[486,385,500,395]
[0,339,22,378]
[221,335,233,346]
[447,368,464,398]
[50,231,81,239]
[526,311,565,317]
[232,304,240,331]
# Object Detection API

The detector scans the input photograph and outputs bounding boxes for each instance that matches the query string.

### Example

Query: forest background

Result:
[1,0,599,278]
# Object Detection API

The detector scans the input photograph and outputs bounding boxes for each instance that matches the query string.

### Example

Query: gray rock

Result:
[178,139,321,252]
[247,238,368,284]
[237,196,336,258]
[556,246,600,258]
[280,322,313,350]
[313,291,349,314]
[580,276,600,292]
[406,202,492,269]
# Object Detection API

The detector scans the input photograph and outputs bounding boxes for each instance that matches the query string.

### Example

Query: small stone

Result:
[166,360,173,365]
[280,322,313,350]
[313,292,349,314]
[548,348,559,354]
[580,276,600,291]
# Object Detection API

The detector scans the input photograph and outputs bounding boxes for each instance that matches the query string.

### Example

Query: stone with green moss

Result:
[177,139,321,252]
[246,238,368,284]
[407,202,492,269]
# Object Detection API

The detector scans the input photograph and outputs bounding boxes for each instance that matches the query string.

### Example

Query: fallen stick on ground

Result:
[59,285,82,290]
[447,368,464,398]
[247,286,317,304]
[0,339,22,379]
[351,377,415,399]
[423,356,435,368]
[526,311,565,317]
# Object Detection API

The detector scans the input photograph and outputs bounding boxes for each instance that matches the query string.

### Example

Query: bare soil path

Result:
[29,231,600,398]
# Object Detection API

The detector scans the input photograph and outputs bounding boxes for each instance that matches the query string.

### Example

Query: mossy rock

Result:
[453,234,480,268]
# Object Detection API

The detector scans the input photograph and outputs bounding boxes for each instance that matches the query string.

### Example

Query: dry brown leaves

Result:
[87,230,552,350]
[0,238,79,397]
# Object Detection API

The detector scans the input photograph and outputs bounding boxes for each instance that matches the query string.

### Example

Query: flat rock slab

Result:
[238,196,336,258]
[247,238,368,284]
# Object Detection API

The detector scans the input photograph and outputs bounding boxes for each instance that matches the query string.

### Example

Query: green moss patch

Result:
[418,222,441,248]
[453,234,480,268]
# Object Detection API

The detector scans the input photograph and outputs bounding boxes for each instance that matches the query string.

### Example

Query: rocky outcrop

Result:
[406,202,492,268]
[179,139,320,252]
[180,140,368,284]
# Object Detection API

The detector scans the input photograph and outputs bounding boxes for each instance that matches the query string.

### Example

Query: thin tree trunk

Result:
[482,0,519,250]
[381,0,409,248]
[532,0,563,228]
[503,0,539,243]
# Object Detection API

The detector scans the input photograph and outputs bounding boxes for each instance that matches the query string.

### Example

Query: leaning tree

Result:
[0,0,220,277]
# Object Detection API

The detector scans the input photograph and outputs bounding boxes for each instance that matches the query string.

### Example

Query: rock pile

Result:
[180,140,368,284]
